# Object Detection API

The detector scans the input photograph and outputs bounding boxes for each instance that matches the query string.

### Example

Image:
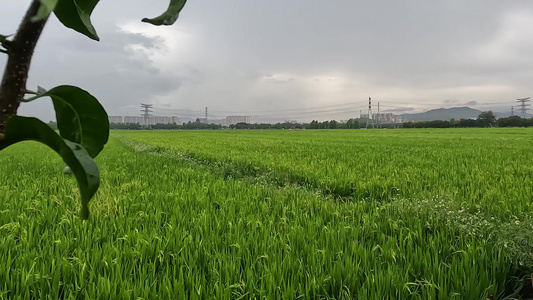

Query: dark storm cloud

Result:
[1,1,186,120]
[25,28,178,119]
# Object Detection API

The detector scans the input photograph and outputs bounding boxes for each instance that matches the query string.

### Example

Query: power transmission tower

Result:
[366,97,375,129]
[516,97,530,118]
[205,107,208,123]
[140,103,153,125]
[511,106,514,116]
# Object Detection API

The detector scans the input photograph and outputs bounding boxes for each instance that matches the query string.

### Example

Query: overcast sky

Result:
[1,0,532,122]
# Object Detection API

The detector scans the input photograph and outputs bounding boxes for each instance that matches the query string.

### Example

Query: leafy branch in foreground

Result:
[0,116,98,219]
[0,0,188,219]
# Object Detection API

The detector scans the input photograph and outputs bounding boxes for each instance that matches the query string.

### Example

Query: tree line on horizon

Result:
[45,111,533,130]
[402,111,533,128]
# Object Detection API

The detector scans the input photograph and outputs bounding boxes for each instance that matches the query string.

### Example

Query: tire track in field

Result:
[114,135,401,203]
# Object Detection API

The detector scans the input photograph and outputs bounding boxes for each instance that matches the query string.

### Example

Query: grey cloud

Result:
[25,25,181,118]
[465,100,479,106]
[443,100,458,104]
[383,108,416,114]
[2,0,533,123]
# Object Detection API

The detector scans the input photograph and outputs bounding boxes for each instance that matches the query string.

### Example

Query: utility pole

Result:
[140,103,153,126]
[377,102,381,128]
[516,97,530,118]
[366,97,375,129]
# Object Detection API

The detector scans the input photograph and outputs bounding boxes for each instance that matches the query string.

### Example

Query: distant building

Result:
[374,113,403,124]
[122,116,179,125]
[124,116,143,124]
[108,116,123,124]
[210,119,227,126]
[189,115,251,127]
[226,116,251,126]
[361,113,402,124]
[149,116,179,125]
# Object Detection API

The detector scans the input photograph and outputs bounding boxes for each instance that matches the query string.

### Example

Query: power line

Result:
[152,105,367,117]
[152,102,361,115]
[251,109,364,119]
[209,102,359,113]
[151,99,511,117]
[145,98,516,122]
[152,97,514,113]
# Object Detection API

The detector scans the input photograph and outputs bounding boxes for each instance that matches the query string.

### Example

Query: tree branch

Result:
[0,0,49,136]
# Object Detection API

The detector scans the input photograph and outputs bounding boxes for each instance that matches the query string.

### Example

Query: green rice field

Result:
[1,128,533,299]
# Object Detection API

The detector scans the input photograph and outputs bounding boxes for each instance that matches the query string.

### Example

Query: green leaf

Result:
[33,85,109,158]
[0,34,11,43]
[53,0,100,41]
[142,0,187,26]
[0,116,99,219]
[0,34,11,53]
[32,0,59,22]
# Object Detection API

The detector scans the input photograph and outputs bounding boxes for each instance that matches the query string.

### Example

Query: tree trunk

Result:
[0,0,49,136]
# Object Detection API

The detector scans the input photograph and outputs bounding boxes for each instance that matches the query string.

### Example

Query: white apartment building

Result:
[225,116,251,126]
[122,116,179,125]
[360,113,402,124]
[148,116,180,125]
[108,116,123,123]
[124,116,143,124]
[373,113,402,124]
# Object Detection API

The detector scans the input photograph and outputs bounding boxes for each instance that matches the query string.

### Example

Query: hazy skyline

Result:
[1,1,532,123]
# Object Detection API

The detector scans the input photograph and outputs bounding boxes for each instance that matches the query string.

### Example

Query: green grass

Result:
[118,129,533,217]
[0,128,532,299]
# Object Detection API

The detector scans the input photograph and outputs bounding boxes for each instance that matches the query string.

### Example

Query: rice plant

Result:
[0,128,531,299]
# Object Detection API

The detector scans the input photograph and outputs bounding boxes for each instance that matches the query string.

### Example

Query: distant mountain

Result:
[401,107,483,122]
[495,111,509,119]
